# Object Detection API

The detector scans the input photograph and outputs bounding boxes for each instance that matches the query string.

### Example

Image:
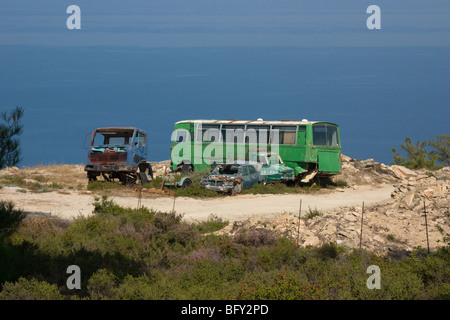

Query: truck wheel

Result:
[119,173,137,186]
[87,172,97,183]
[138,172,149,185]
[139,163,153,182]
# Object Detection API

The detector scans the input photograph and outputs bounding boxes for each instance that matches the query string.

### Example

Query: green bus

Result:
[170,119,341,183]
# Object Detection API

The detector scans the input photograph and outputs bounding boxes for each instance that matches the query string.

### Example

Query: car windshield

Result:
[213,165,240,175]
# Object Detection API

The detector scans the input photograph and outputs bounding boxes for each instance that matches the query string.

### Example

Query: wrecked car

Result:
[200,164,259,194]
[249,153,295,184]
[84,127,153,185]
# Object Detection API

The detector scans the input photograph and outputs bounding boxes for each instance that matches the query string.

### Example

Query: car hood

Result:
[265,164,293,173]
[202,174,239,181]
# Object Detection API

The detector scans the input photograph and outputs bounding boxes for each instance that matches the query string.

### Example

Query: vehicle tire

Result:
[138,171,148,185]
[181,178,192,189]
[181,163,193,175]
[138,163,154,183]
[285,180,295,187]
[119,173,137,186]
[87,172,97,183]
[231,182,242,195]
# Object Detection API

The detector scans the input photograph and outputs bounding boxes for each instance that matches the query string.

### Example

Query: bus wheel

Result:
[297,174,306,187]
[181,163,193,175]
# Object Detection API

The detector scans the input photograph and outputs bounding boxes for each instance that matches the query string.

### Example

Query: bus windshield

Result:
[312,124,339,146]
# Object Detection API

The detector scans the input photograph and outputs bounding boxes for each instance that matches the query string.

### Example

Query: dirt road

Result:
[1,184,394,222]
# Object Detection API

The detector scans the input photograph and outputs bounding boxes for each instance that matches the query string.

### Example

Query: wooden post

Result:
[359,201,364,249]
[172,194,177,214]
[137,185,142,209]
[296,199,302,246]
[424,202,430,254]
[161,166,167,191]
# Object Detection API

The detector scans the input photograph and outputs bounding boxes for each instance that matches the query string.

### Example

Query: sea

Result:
[0,1,449,168]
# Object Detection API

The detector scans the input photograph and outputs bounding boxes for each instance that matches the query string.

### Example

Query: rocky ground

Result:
[216,156,450,257]
[1,156,449,257]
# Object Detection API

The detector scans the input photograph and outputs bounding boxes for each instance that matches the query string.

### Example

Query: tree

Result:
[428,134,450,166]
[391,135,449,170]
[0,106,24,169]
[0,200,25,241]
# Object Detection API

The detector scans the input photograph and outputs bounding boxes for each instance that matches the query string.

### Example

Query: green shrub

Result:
[234,228,278,247]
[174,184,222,198]
[314,243,339,260]
[87,181,125,192]
[113,274,160,300]
[236,271,307,300]
[0,277,63,300]
[0,175,25,187]
[87,269,118,300]
[336,180,348,187]
[142,176,163,189]
[195,214,229,234]
[1,196,449,300]
[303,207,323,220]
[243,183,299,195]
[0,200,25,240]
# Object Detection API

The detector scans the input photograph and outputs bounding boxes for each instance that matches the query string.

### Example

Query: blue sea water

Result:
[0,0,449,167]
[1,45,448,167]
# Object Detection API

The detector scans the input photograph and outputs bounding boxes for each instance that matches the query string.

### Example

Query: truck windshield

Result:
[312,124,339,146]
[93,129,134,146]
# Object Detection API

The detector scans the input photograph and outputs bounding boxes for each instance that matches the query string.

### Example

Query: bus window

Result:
[313,124,339,146]
[196,124,220,142]
[245,125,270,144]
[172,129,188,143]
[327,125,339,146]
[297,126,306,146]
[271,126,297,145]
[222,125,245,144]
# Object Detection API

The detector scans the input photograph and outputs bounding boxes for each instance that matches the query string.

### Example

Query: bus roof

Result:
[175,119,338,126]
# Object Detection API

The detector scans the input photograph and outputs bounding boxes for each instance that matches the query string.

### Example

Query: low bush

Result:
[1,198,448,300]
[234,228,278,247]
[0,277,64,300]
[336,180,348,187]
[87,181,125,192]
[303,207,323,220]
[174,184,223,198]
[243,183,299,195]
[194,214,229,234]
[0,200,25,240]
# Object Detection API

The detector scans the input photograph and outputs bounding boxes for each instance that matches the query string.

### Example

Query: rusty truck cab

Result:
[84,127,153,185]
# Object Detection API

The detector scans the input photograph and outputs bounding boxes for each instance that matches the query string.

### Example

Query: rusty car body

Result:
[200,163,260,194]
[249,152,295,184]
[84,127,153,185]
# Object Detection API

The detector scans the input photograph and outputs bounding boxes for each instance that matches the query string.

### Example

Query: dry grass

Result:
[0,164,87,191]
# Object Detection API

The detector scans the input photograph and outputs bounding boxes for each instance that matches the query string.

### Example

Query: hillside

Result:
[0,155,449,257]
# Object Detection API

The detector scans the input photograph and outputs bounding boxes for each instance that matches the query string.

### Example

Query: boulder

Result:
[390,165,417,179]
